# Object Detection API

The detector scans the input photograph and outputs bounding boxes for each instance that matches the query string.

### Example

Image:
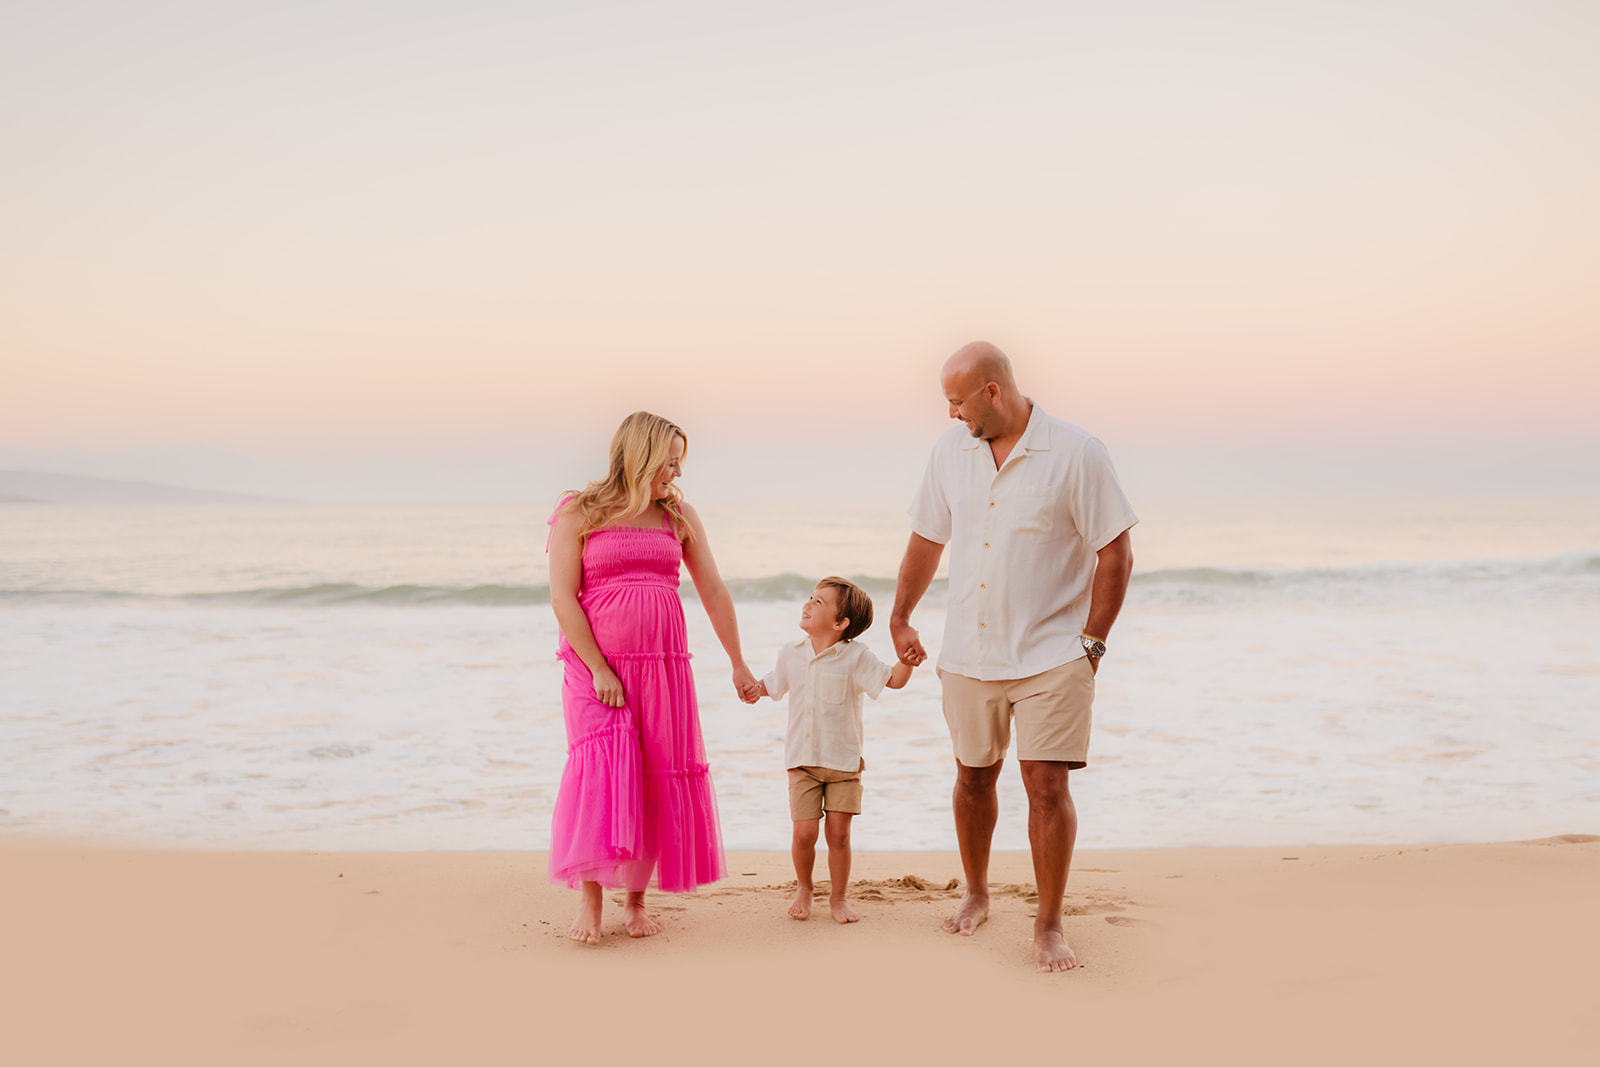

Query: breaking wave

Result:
[2,552,1593,608]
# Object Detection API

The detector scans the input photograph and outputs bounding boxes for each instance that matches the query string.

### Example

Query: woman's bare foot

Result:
[829,897,860,924]
[622,891,661,938]
[941,892,989,936]
[1034,927,1079,972]
[623,905,661,937]
[569,882,603,944]
[788,883,813,920]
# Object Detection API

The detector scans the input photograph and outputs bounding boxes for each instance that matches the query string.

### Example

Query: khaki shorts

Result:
[787,760,864,820]
[939,659,1094,768]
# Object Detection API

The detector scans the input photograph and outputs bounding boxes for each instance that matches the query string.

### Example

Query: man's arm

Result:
[1081,528,1134,675]
[890,532,944,666]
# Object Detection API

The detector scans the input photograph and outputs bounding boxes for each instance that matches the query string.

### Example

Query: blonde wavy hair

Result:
[563,411,692,543]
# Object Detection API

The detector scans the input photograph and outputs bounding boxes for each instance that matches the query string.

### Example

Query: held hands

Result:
[732,662,761,704]
[890,619,928,667]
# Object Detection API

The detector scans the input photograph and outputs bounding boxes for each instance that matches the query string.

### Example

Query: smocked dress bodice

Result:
[559,522,689,664]
[579,524,683,594]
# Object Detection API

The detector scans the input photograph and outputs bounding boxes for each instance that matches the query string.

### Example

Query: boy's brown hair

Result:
[817,576,873,643]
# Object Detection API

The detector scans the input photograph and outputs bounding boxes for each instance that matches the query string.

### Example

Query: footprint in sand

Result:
[739,876,1135,917]
[994,882,1132,915]
[1065,900,1125,916]
[1525,834,1600,846]
[753,876,962,902]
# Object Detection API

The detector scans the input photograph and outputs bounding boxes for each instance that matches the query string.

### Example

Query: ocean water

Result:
[1,498,1597,852]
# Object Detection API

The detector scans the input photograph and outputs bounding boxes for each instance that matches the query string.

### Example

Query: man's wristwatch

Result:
[1080,633,1106,659]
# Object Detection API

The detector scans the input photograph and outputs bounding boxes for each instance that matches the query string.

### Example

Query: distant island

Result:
[0,470,285,506]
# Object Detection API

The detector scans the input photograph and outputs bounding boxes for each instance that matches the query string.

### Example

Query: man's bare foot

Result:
[622,902,661,938]
[788,884,812,920]
[1034,928,1079,972]
[569,893,602,944]
[941,893,989,936]
[830,898,860,924]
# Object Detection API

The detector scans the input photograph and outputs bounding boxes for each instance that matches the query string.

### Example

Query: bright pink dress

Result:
[547,506,726,893]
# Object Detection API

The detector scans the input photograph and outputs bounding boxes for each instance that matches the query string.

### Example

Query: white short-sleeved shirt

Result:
[908,403,1138,682]
[763,638,895,772]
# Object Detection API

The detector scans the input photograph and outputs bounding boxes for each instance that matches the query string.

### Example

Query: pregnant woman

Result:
[547,411,759,942]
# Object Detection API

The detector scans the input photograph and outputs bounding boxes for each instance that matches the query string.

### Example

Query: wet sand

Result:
[3,837,1595,1065]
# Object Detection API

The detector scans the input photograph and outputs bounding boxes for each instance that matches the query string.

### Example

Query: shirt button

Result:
[989,501,995,508]
[983,541,989,548]
[979,622,986,628]
[979,583,986,589]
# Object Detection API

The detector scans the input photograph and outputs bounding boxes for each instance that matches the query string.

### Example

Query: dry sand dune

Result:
[2,837,1595,1065]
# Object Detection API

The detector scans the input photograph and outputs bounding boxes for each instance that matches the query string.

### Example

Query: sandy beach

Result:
[3,836,1595,1065]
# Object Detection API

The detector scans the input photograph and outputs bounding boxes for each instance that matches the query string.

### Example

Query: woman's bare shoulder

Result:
[550,497,585,533]
[677,499,710,535]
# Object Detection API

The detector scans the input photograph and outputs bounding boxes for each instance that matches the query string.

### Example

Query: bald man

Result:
[890,341,1137,973]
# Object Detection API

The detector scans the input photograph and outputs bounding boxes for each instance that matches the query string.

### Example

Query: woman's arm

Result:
[679,501,759,703]
[548,506,625,707]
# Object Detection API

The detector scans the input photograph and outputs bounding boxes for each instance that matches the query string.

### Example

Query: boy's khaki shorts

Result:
[938,659,1094,769]
[787,760,864,820]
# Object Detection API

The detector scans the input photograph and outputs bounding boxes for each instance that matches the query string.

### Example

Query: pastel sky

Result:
[3,1,1596,500]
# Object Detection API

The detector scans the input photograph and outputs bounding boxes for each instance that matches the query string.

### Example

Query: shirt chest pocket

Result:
[1005,486,1056,533]
[813,672,849,706]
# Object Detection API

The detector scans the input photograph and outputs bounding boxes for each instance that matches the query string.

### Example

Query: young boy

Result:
[755,576,913,923]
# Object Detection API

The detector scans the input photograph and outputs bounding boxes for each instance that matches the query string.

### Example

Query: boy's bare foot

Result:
[622,901,661,938]
[829,898,860,924]
[941,892,989,936]
[788,884,812,920]
[1034,928,1079,972]
[569,891,602,944]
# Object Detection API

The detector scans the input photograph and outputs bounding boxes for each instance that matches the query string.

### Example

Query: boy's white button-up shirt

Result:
[763,638,894,772]
[908,403,1139,682]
